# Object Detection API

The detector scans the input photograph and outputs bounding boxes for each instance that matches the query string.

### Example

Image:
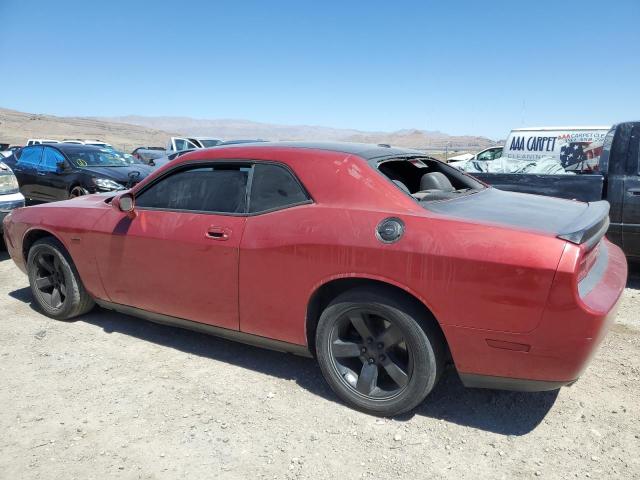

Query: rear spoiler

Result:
[557,200,610,251]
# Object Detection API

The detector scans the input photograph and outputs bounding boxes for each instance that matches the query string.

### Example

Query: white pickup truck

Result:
[167,136,222,152]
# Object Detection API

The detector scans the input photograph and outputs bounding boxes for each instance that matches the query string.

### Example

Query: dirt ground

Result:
[0,249,638,480]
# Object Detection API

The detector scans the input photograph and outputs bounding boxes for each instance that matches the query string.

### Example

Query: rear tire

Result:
[316,287,445,416]
[27,237,95,320]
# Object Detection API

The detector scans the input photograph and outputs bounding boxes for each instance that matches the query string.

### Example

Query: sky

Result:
[0,0,638,139]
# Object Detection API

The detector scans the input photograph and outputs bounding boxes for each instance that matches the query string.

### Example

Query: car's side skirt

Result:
[94,299,313,358]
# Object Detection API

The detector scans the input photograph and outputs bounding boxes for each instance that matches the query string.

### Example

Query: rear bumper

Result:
[446,238,627,390]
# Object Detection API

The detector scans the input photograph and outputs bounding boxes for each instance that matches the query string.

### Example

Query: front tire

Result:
[316,287,444,416]
[69,186,89,198]
[27,237,95,320]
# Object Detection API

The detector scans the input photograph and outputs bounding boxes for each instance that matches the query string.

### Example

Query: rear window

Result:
[249,164,309,213]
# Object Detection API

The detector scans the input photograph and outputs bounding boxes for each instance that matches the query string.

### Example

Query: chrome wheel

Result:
[70,186,88,198]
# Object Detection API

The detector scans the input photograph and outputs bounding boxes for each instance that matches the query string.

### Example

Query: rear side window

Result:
[17,146,43,166]
[41,147,65,171]
[136,165,250,214]
[249,163,309,213]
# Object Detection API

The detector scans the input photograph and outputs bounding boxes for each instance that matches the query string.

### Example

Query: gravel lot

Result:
[0,249,639,480]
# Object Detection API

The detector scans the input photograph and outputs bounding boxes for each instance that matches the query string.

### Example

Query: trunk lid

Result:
[425,188,609,248]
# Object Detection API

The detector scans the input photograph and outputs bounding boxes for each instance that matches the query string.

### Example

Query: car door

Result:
[32,147,70,201]
[622,125,640,257]
[94,162,250,330]
[238,162,313,343]
[11,146,42,200]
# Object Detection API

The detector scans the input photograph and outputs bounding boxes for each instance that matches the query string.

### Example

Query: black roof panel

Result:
[211,141,426,161]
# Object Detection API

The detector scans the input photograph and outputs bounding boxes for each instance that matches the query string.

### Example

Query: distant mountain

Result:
[97,115,497,150]
[0,108,180,150]
[0,107,496,152]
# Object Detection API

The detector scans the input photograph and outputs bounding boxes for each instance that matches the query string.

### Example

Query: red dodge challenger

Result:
[2,142,627,416]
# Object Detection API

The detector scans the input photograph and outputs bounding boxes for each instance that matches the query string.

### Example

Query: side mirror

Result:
[56,161,66,174]
[113,193,135,215]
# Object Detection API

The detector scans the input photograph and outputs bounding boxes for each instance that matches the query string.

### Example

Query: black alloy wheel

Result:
[316,287,445,416]
[33,251,67,309]
[27,237,95,320]
[330,308,412,399]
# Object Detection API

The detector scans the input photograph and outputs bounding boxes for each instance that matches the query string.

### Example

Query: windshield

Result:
[67,149,132,167]
[199,139,221,147]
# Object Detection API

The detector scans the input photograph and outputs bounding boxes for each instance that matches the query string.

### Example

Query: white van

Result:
[503,126,609,163]
[464,126,610,175]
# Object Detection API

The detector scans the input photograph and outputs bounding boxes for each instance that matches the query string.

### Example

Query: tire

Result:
[69,186,89,198]
[27,237,95,320]
[316,287,445,416]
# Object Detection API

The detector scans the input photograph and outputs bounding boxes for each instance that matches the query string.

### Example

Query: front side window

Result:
[249,163,309,213]
[136,165,250,214]
[41,147,65,171]
[17,146,43,166]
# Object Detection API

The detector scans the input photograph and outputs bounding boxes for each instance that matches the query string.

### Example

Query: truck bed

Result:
[469,173,604,203]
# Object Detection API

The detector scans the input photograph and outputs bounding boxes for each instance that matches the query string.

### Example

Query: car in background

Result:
[448,146,503,168]
[131,147,166,164]
[62,139,113,148]
[26,139,61,146]
[0,161,25,240]
[2,142,626,416]
[2,143,152,202]
[218,139,267,146]
[167,136,222,152]
[146,148,195,168]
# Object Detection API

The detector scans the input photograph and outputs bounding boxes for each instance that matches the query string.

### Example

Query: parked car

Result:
[448,146,503,168]
[463,122,639,259]
[146,149,196,168]
[0,162,25,240]
[26,139,60,146]
[61,139,113,148]
[167,136,222,152]
[1,143,152,202]
[131,147,166,164]
[2,142,626,416]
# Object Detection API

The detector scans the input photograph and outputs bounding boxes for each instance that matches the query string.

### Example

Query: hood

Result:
[425,188,609,246]
[80,165,153,185]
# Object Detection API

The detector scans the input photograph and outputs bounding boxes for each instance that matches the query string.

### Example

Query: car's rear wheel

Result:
[316,287,444,416]
[69,186,89,198]
[27,237,95,320]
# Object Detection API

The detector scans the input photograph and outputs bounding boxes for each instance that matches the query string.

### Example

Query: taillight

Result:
[577,243,600,282]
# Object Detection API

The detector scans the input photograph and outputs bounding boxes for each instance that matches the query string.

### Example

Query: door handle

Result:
[37,172,47,176]
[627,188,640,196]
[206,226,231,241]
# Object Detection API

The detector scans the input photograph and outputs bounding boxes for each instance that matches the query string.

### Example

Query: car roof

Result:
[202,141,426,161]
[28,143,109,153]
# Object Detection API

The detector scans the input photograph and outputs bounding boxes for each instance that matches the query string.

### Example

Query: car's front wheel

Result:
[69,186,89,198]
[316,287,445,416]
[27,237,95,320]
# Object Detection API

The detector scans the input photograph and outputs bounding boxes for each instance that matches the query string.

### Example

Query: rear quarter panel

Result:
[234,148,566,345]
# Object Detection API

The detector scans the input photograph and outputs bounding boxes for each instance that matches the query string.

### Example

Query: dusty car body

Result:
[2,142,627,415]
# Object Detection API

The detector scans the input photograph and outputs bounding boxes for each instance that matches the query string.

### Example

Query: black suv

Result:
[2,143,153,202]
